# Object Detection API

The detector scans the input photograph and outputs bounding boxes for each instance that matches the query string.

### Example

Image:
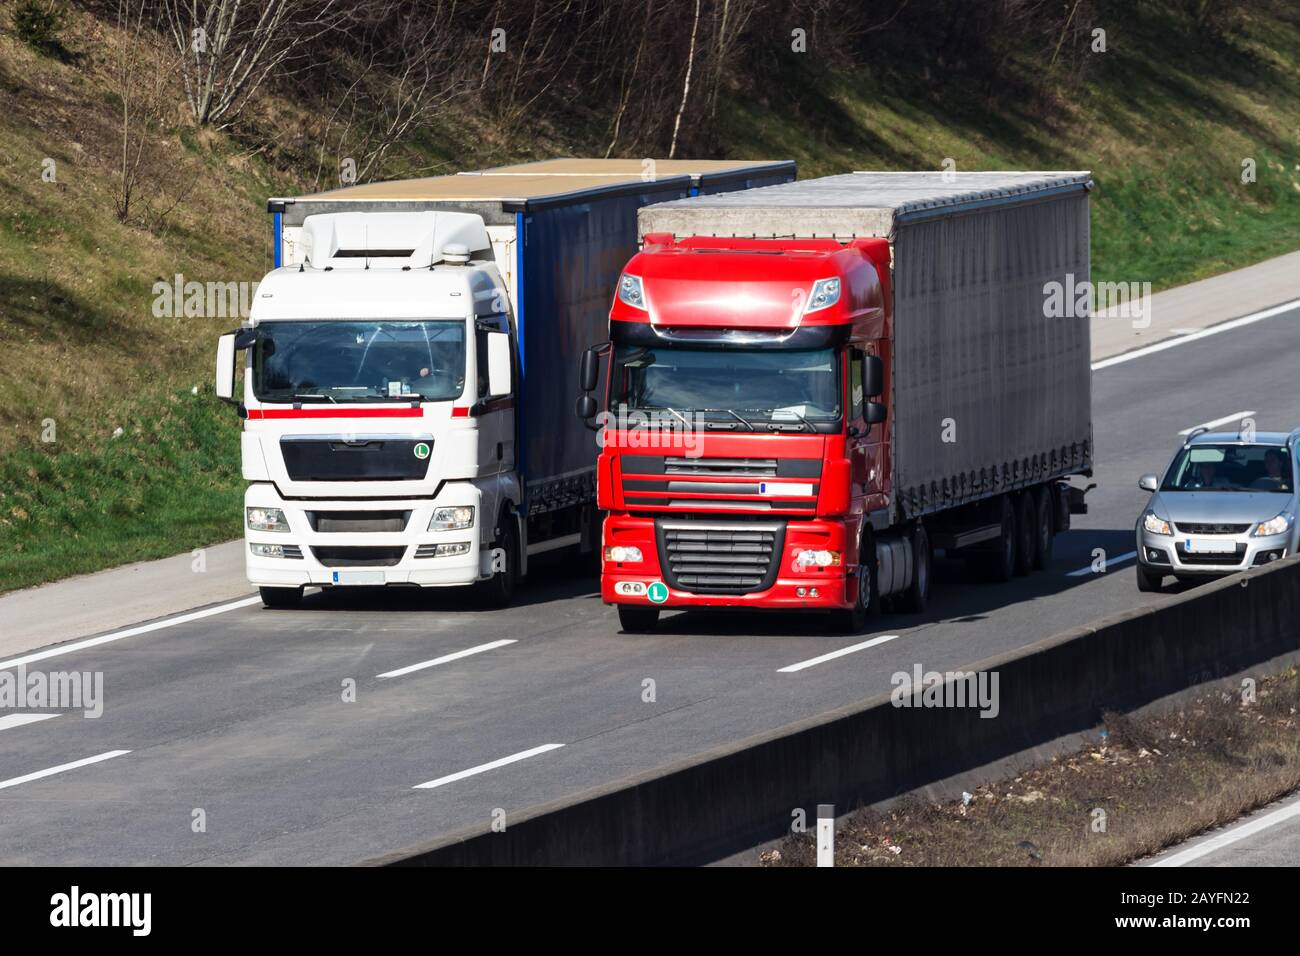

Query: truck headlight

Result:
[1253,512,1293,537]
[805,277,841,313]
[604,545,643,563]
[429,506,474,531]
[1141,512,1171,536]
[618,273,646,310]
[250,543,286,558]
[247,507,290,533]
[794,548,841,568]
[434,542,472,557]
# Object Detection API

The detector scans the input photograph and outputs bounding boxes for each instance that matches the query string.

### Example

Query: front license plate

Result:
[331,570,386,585]
[1185,538,1236,554]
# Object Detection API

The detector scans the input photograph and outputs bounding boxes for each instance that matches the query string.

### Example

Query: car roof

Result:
[1186,430,1292,446]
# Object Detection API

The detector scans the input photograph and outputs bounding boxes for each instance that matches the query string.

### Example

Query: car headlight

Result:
[605,545,643,563]
[1253,512,1294,537]
[794,548,841,568]
[429,506,474,531]
[618,273,646,310]
[247,507,290,533]
[1141,512,1171,536]
[805,277,841,313]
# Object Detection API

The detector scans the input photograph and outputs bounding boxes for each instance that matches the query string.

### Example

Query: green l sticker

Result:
[647,581,669,604]
[413,442,431,459]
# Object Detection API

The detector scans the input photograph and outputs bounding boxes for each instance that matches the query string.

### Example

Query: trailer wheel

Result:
[259,586,303,609]
[898,525,930,613]
[1032,486,1054,571]
[834,532,880,633]
[477,514,518,608]
[1013,492,1036,576]
[987,496,1017,582]
[618,605,660,633]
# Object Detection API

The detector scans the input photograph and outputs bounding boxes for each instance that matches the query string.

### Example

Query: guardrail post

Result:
[817,804,834,867]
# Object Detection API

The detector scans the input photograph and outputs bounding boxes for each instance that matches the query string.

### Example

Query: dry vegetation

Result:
[766,666,1300,866]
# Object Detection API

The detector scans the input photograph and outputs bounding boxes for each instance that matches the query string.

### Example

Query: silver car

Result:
[1135,429,1300,591]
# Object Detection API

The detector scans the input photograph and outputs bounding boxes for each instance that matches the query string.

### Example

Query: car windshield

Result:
[253,320,466,403]
[1161,443,1294,493]
[611,346,841,428]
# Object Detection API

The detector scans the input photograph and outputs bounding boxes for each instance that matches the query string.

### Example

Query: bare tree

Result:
[111,0,187,227]
[162,0,349,128]
[668,0,702,159]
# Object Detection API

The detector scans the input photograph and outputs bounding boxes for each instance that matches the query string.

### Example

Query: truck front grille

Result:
[310,546,406,567]
[281,437,431,482]
[664,457,778,477]
[306,510,411,533]
[656,520,785,595]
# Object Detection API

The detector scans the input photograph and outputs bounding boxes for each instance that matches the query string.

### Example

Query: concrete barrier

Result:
[372,556,1300,866]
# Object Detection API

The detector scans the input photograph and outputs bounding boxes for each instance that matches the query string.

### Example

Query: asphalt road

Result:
[2,305,1298,865]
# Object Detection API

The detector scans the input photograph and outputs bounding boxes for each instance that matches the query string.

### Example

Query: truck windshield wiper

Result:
[750,407,815,432]
[700,408,755,431]
[291,393,336,403]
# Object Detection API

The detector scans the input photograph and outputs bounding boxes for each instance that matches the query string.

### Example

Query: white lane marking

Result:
[0,713,60,732]
[1179,410,1256,435]
[1091,299,1300,371]
[778,635,899,673]
[1149,794,1300,867]
[413,743,565,790]
[377,639,517,679]
[0,595,261,671]
[0,750,131,791]
[1066,550,1137,577]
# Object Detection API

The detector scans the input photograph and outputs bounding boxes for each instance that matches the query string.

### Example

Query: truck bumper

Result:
[601,516,853,610]
[244,483,488,589]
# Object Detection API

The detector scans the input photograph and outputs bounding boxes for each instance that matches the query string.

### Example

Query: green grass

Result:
[0,387,242,592]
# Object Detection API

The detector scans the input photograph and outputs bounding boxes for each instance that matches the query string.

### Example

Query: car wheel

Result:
[1014,492,1036,576]
[259,586,303,609]
[1032,486,1054,571]
[476,514,518,608]
[898,525,931,613]
[617,605,660,633]
[1135,563,1163,592]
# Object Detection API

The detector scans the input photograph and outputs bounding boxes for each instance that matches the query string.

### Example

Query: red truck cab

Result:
[583,233,896,632]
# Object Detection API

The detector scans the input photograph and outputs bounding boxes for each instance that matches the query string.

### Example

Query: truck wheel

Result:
[1014,492,1036,576]
[259,586,303,609]
[1136,563,1163,593]
[898,525,930,613]
[618,605,660,633]
[834,535,880,633]
[1032,486,1054,571]
[477,515,518,608]
[988,496,1017,582]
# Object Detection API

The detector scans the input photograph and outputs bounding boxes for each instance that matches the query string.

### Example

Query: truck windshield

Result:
[252,320,466,403]
[612,346,841,428]
[1161,443,1294,493]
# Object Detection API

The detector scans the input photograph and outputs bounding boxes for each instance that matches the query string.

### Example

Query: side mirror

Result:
[1138,474,1159,492]
[579,347,600,393]
[486,332,512,398]
[865,401,887,426]
[863,354,884,399]
[215,333,237,403]
[575,395,597,421]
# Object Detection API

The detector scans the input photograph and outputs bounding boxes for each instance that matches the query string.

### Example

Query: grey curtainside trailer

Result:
[638,171,1094,524]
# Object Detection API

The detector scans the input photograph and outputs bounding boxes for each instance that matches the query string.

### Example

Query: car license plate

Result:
[1185,538,1236,554]
[331,570,386,585]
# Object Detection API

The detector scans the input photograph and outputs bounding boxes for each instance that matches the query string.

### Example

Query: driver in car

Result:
[1188,460,1230,489]
[1252,449,1289,491]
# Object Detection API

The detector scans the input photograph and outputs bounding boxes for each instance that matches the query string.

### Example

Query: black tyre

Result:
[477,513,518,608]
[898,525,931,613]
[618,605,660,633]
[1032,485,1054,571]
[259,586,303,609]
[1136,563,1163,592]
[1014,492,1036,576]
[833,533,881,633]
[988,496,1017,583]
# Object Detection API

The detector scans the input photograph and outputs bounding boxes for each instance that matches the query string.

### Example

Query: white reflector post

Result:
[817,804,834,867]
